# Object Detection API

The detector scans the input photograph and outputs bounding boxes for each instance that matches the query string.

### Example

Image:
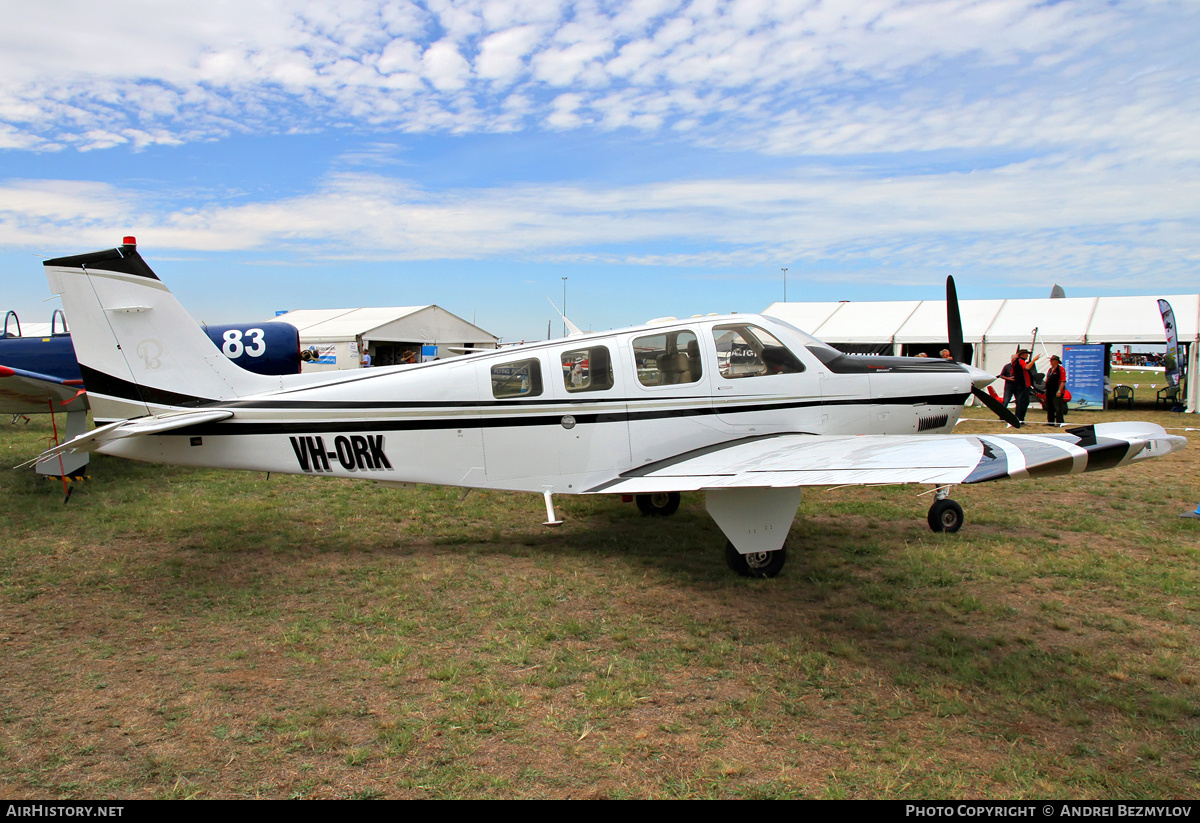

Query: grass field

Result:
[1109,368,1174,405]
[1,407,1198,799]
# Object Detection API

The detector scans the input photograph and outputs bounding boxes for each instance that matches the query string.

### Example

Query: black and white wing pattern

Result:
[587,422,1186,494]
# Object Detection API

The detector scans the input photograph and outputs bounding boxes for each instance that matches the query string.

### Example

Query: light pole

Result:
[781,267,788,302]
[562,277,568,337]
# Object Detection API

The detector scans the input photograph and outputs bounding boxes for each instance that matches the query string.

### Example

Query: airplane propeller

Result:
[946,276,1023,428]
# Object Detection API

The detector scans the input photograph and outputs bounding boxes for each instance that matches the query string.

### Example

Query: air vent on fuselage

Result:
[918,413,949,432]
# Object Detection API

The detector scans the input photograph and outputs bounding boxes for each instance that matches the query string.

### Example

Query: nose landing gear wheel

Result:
[927,499,964,533]
[636,491,681,517]
[725,541,787,578]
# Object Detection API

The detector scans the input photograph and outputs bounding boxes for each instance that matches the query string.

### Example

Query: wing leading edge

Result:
[585,422,1187,495]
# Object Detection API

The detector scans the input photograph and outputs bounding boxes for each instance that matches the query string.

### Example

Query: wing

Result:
[0,364,87,415]
[586,422,1187,494]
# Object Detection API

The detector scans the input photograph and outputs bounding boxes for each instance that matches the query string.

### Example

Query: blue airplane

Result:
[2,306,304,477]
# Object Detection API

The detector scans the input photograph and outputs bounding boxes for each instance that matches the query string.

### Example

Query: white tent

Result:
[765,295,1200,413]
[811,301,923,346]
[274,305,498,371]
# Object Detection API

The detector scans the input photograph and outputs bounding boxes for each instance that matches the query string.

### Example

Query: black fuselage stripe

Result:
[82,357,968,417]
[78,354,971,412]
[91,391,968,437]
[80,365,218,408]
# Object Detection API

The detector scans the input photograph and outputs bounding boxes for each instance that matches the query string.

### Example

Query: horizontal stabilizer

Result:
[19,409,234,467]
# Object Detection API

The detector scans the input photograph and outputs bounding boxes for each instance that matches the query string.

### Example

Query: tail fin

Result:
[43,238,278,422]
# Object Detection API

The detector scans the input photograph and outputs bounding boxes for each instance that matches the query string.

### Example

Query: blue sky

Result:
[1,0,1197,342]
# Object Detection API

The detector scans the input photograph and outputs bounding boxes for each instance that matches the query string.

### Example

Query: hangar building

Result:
[273,305,499,372]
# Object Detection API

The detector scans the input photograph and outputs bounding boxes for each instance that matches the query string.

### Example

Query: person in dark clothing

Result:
[1013,348,1040,424]
[1044,354,1067,424]
[999,354,1017,407]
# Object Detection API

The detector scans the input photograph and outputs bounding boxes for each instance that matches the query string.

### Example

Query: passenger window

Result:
[632,331,703,386]
[713,325,804,378]
[491,358,543,398]
[561,346,614,393]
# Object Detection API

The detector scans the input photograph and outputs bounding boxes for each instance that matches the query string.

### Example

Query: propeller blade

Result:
[946,276,964,363]
[972,386,1022,428]
[947,276,1018,426]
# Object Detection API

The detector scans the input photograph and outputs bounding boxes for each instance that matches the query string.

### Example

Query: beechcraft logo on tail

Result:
[289,435,393,473]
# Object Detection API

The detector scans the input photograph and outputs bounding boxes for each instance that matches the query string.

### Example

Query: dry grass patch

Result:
[1,410,1198,798]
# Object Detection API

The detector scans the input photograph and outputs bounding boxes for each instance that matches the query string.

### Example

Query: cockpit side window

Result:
[713,325,805,378]
[491,358,543,398]
[561,346,614,392]
[632,330,703,386]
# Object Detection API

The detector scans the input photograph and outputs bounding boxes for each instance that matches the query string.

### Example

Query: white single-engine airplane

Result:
[30,239,1187,577]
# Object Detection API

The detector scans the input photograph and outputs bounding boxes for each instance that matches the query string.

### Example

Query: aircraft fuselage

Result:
[92,315,974,494]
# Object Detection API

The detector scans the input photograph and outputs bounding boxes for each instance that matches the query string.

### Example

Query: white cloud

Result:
[546,92,586,129]
[477,26,542,83]
[0,0,1197,303]
[478,0,564,30]
[376,38,422,75]
[1,0,1180,162]
[422,39,473,91]
[531,39,614,86]
[4,154,1198,290]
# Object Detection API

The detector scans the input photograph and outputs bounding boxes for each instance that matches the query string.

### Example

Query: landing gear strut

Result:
[636,491,680,517]
[725,541,787,578]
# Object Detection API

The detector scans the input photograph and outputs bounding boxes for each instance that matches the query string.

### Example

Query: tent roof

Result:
[895,299,1006,344]
[273,307,426,338]
[984,297,1099,345]
[10,322,54,338]
[764,294,1200,346]
[762,301,846,337]
[1088,295,1200,344]
[766,301,922,345]
[273,305,498,345]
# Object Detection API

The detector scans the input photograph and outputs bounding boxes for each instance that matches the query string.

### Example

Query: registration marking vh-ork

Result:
[288,434,392,473]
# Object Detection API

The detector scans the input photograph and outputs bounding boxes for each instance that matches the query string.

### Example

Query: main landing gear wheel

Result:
[636,492,680,517]
[725,541,787,578]
[927,499,964,533]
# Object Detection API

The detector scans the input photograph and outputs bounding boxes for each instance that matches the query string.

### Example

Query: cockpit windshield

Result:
[712,324,804,378]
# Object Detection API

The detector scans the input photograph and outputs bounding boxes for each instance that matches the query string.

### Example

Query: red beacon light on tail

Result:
[122,236,136,247]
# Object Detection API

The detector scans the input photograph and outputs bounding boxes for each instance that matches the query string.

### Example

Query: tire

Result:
[725,541,787,578]
[635,492,680,517]
[927,499,964,533]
